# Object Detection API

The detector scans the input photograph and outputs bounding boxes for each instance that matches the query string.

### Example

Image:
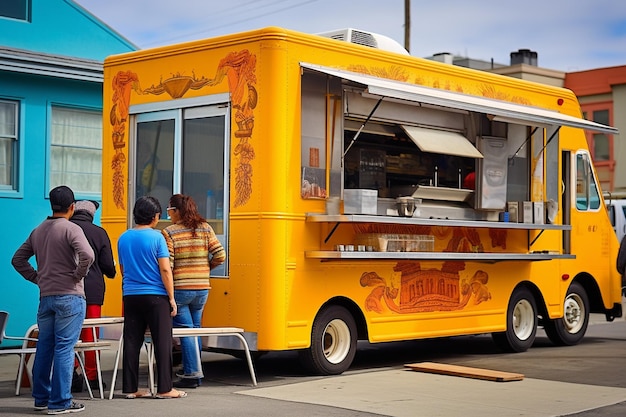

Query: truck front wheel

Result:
[544,282,589,346]
[492,287,537,352]
[299,305,357,375]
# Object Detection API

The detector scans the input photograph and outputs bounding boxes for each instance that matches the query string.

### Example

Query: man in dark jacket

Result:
[70,200,116,391]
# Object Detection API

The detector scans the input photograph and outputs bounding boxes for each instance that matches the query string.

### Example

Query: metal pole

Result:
[404,0,411,53]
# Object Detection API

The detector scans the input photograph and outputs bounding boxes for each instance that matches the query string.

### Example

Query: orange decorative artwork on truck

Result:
[347,64,532,105]
[142,71,212,98]
[361,261,492,313]
[208,50,257,207]
[110,70,139,209]
[108,50,257,209]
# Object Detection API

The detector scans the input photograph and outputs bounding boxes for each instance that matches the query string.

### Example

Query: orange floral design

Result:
[110,70,140,209]
[206,50,257,207]
[347,64,409,82]
[346,64,536,107]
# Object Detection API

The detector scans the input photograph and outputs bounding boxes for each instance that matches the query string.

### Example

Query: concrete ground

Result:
[1,312,626,416]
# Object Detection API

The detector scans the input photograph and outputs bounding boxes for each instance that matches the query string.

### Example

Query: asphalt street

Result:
[1,312,626,416]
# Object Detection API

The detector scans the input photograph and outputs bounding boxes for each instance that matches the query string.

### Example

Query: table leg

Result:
[109,335,123,400]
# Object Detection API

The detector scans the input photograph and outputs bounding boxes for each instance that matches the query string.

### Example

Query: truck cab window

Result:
[576,152,600,210]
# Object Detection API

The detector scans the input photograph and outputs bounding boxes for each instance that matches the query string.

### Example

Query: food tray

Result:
[412,185,473,202]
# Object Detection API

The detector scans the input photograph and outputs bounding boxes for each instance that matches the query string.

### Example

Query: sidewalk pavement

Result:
[1,321,626,416]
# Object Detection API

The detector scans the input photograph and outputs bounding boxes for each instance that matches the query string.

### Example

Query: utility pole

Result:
[404,0,410,53]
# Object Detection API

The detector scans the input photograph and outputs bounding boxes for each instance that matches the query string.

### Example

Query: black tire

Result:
[299,305,357,375]
[492,287,537,352]
[544,282,589,346]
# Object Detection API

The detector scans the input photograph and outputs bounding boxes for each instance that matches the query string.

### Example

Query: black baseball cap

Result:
[49,185,75,212]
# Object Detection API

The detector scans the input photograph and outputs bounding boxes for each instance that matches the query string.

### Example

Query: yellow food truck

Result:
[101,27,621,375]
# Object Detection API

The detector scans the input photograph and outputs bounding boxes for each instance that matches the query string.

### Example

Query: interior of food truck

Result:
[300,63,614,228]
[339,113,532,221]
[342,122,478,198]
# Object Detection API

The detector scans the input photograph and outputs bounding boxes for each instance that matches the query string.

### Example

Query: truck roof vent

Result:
[316,28,409,55]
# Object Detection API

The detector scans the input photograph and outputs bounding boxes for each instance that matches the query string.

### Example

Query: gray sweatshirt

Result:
[12,217,95,298]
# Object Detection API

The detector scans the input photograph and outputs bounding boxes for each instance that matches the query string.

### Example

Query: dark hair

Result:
[133,196,162,225]
[168,194,205,234]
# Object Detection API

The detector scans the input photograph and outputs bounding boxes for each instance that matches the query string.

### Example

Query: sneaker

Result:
[34,403,47,411]
[47,401,85,415]
[175,370,203,379]
[173,378,201,389]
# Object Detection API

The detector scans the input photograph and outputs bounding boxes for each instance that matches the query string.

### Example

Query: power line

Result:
[142,0,320,48]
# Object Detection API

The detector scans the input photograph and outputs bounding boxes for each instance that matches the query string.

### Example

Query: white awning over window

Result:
[401,125,483,158]
[301,63,618,135]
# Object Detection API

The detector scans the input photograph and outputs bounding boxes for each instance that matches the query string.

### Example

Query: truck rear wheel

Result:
[544,282,589,346]
[299,305,357,375]
[492,287,537,352]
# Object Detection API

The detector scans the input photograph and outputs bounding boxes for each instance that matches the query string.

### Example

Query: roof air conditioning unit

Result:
[316,28,409,56]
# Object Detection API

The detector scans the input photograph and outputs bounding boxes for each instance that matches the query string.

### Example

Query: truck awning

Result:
[401,125,483,158]
[301,63,618,135]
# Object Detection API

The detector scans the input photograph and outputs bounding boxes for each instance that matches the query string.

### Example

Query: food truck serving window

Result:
[299,63,617,210]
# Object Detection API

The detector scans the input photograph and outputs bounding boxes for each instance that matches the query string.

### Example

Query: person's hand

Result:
[169,298,177,317]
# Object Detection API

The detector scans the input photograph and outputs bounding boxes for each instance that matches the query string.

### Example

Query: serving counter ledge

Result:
[305,250,575,262]
[306,213,571,230]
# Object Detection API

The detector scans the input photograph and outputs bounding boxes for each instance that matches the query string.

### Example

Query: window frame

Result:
[0,0,31,22]
[48,104,103,199]
[0,98,22,196]
[129,94,231,278]
[575,151,602,212]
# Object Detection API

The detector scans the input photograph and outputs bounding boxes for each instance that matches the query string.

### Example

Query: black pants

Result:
[122,295,173,394]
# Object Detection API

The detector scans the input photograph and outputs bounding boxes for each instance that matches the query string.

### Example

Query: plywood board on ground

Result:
[405,362,524,382]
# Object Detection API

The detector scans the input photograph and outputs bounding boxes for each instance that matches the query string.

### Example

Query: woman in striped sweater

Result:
[162,194,226,389]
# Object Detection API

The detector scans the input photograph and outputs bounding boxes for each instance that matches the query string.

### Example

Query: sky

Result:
[74,0,626,72]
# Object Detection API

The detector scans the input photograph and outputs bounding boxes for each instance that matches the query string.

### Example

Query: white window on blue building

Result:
[50,106,102,196]
[0,100,18,189]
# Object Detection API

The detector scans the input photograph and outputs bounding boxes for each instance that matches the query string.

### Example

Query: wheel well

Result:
[571,273,603,314]
[319,297,368,340]
[530,273,603,326]
[513,281,547,318]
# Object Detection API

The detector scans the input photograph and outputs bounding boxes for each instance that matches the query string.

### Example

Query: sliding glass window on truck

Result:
[131,100,230,277]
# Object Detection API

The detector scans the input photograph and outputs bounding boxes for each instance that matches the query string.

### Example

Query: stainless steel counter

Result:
[306,213,571,231]
[305,251,574,262]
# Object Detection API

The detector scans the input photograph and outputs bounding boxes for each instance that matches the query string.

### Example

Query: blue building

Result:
[0,0,135,341]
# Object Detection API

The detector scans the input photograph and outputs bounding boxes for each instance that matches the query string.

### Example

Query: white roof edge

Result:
[300,63,618,135]
[0,47,103,82]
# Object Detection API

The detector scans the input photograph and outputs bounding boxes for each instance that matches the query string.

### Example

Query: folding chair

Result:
[0,311,38,396]
[73,339,112,399]
[0,311,112,398]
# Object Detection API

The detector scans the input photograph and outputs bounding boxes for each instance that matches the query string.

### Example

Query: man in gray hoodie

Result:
[12,186,94,415]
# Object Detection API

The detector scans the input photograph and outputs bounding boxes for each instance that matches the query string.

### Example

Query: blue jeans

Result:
[32,295,86,410]
[173,289,208,378]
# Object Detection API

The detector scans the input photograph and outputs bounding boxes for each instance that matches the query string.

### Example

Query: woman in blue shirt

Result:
[117,196,186,399]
